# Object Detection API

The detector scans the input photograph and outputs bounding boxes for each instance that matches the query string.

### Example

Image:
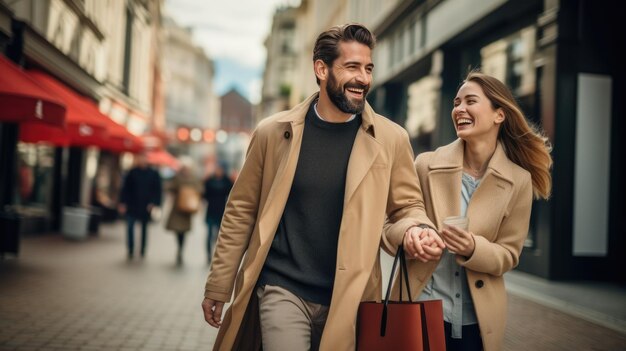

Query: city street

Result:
[2,0,625,350]
[1,205,625,350]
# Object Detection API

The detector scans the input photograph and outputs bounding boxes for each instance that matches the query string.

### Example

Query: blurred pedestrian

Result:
[201,23,441,351]
[228,168,239,183]
[384,71,553,351]
[118,153,162,259]
[203,161,233,265]
[165,158,203,265]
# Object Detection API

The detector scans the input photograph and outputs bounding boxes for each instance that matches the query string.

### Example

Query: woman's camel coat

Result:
[165,173,203,233]
[384,139,533,351]
[204,94,433,351]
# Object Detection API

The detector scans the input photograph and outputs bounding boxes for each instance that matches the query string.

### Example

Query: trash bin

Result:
[0,210,21,256]
[62,207,90,240]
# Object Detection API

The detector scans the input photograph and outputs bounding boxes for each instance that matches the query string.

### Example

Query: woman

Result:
[165,158,203,265]
[384,71,552,350]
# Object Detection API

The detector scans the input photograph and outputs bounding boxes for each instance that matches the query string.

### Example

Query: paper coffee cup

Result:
[442,216,469,231]
[442,216,469,254]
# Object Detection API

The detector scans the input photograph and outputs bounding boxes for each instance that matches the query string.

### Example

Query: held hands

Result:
[441,225,476,257]
[202,298,225,328]
[117,204,126,215]
[403,226,446,262]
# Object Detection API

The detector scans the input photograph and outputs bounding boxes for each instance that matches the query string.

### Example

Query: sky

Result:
[164,0,300,104]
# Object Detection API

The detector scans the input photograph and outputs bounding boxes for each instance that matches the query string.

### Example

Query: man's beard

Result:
[326,70,369,114]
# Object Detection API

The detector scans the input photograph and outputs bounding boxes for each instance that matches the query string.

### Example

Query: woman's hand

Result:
[441,225,476,257]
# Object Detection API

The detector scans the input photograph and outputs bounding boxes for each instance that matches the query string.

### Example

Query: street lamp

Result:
[190,128,202,142]
[216,130,228,144]
[203,129,215,143]
[176,127,190,142]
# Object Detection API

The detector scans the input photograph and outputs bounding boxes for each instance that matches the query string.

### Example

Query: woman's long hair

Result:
[464,71,553,199]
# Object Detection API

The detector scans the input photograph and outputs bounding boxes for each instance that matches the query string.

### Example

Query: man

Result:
[203,161,233,264]
[202,23,444,351]
[118,153,162,259]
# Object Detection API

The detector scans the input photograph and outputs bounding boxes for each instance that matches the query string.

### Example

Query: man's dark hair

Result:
[313,23,376,85]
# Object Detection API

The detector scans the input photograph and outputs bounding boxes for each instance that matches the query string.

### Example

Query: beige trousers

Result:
[256,284,330,351]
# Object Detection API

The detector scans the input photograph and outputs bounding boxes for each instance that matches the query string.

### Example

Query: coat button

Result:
[475,280,484,288]
[284,131,290,139]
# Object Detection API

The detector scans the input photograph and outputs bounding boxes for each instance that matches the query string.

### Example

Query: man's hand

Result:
[403,226,445,262]
[202,298,225,328]
[117,204,126,215]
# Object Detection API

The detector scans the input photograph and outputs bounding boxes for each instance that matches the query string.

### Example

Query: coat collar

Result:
[429,138,514,184]
[276,92,377,137]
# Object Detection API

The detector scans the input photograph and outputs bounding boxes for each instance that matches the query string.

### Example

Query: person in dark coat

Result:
[203,162,233,264]
[118,153,162,259]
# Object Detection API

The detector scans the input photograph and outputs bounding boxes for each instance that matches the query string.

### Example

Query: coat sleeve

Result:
[457,174,533,276]
[204,128,266,302]
[381,131,435,255]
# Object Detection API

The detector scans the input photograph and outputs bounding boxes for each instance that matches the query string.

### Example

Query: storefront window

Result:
[92,151,123,209]
[406,74,441,155]
[16,143,55,210]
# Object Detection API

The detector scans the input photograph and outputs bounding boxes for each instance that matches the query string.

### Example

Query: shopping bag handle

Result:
[380,245,412,336]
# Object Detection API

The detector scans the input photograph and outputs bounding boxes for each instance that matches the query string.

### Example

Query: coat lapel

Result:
[465,142,514,240]
[256,95,314,244]
[427,139,464,228]
[344,103,381,205]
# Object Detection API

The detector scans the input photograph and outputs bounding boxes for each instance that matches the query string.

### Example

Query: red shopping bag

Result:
[357,246,445,351]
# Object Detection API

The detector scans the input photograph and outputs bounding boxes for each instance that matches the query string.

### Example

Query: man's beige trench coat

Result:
[384,139,533,351]
[204,93,433,351]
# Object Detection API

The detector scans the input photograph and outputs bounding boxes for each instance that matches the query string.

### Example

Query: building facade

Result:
[96,0,158,136]
[259,6,298,122]
[161,14,219,175]
[220,88,253,132]
[287,0,349,107]
[217,88,253,174]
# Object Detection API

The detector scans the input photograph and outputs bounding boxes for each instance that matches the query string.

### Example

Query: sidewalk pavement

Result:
[503,276,626,350]
[505,269,626,335]
[0,205,220,351]
[1,206,625,350]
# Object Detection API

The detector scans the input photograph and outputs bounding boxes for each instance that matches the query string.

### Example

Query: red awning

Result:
[146,148,180,170]
[19,71,143,154]
[72,93,143,153]
[19,70,109,147]
[0,55,66,127]
[102,119,144,154]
